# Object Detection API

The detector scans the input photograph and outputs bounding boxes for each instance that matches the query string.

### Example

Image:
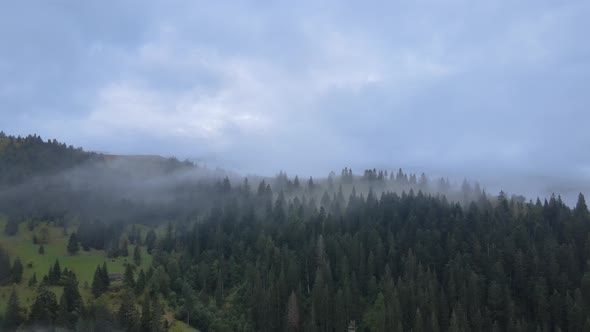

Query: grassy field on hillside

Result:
[0,219,200,331]
[0,219,152,314]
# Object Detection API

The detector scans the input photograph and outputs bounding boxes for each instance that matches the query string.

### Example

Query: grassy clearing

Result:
[0,219,152,315]
[0,218,199,330]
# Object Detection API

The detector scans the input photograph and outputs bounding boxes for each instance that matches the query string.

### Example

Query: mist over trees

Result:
[1,133,590,331]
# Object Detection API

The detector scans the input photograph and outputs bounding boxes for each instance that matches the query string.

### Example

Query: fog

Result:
[2,1,589,203]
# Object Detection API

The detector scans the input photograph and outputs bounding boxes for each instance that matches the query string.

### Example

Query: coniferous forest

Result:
[1,133,590,332]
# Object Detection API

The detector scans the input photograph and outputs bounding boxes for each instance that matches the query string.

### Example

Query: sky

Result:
[1,1,589,198]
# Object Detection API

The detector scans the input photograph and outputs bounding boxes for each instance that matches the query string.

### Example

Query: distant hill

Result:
[0,132,96,187]
[0,132,195,187]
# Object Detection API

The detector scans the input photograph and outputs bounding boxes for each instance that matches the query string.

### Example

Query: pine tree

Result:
[414,308,424,332]
[287,291,300,332]
[11,257,23,284]
[29,284,58,324]
[50,259,62,284]
[363,292,386,332]
[56,292,69,328]
[151,296,165,332]
[4,287,23,330]
[0,245,11,285]
[449,310,463,332]
[134,245,142,266]
[38,244,45,255]
[215,268,223,307]
[124,264,135,288]
[181,282,194,326]
[63,274,82,315]
[92,265,106,298]
[135,269,146,295]
[140,294,153,332]
[575,193,588,217]
[67,232,79,255]
[28,272,38,286]
[118,289,139,331]
[101,262,110,287]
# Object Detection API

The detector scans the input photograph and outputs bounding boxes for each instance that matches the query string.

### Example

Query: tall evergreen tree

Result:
[0,245,10,285]
[4,287,23,330]
[28,272,38,286]
[118,289,139,331]
[133,245,142,266]
[67,231,79,255]
[101,262,110,287]
[63,274,83,315]
[140,294,153,332]
[124,264,135,288]
[287,291,300,332]
[11,257,23,284]
[136,269,147,295]
[151,296,165,332]
[50,259,62,284]
[55,292,69,328]
[92,265,107,298]
[29,284,58,325]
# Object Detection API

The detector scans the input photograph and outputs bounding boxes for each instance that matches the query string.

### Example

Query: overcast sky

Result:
[1,1,589,197]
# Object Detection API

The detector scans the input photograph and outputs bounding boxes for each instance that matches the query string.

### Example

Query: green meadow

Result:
[0,219,198,331]
[0,220,133,314]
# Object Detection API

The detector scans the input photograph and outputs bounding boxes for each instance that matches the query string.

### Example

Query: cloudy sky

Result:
[1,1,589,194]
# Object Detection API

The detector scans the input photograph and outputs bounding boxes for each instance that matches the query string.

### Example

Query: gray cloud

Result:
[1,0,589,200]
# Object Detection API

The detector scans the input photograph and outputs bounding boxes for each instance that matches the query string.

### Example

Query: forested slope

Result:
[0,132,95,186]
[1,133,589,332]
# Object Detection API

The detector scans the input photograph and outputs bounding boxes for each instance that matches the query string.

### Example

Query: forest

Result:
[1,133,590,332]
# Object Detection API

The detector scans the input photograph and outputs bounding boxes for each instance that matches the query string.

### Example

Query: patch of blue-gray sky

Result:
[1,0,589,200]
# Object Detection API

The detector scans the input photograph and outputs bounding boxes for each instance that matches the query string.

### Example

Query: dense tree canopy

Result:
[0,133,94,186]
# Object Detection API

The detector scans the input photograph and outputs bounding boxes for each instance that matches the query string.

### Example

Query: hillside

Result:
[0,135,589,332]
[0,133,95,187]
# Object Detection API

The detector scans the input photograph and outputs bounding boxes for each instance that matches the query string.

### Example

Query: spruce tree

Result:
[63,274,82,314]
[92,266,106,298]
[287,291,300,332]
[140,294,153,332]
[11,257,23,284]
[28,272,38,286]
[51,259,62,284]
[134,245,142,266]
[29,284,58,324]
[135,269,146,295]
[55,293,69,328]
[38,244,45,255]
[118,289,139,331]
[67,232,79,255]
[124,264,135,288]
[0,245,10,285]
[151,296,165,332]
[4,287,23,330]
[101,262,110,287]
